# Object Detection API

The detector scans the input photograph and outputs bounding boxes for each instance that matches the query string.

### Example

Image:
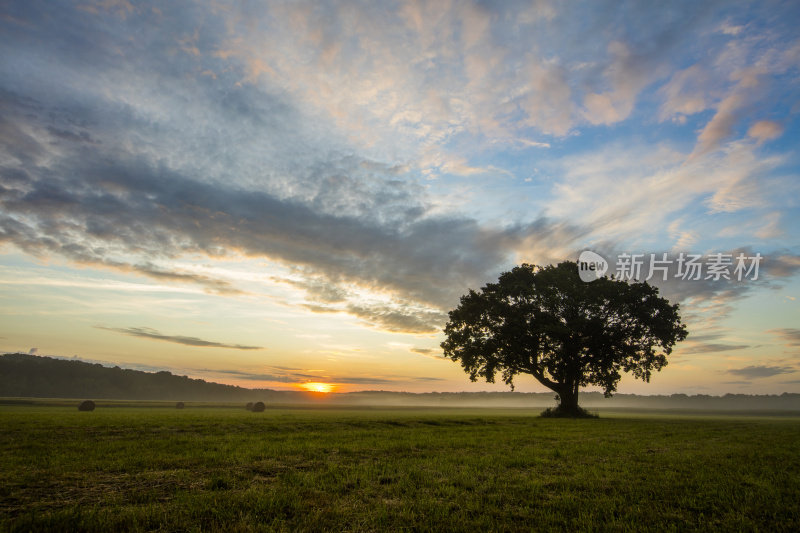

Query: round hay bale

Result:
[252,401,265,412]
[78,400,95,411]
[175,402,185,409]
[245,402,254,411]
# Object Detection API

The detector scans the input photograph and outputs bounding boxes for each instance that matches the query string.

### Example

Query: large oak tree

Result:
[441,262,688,415]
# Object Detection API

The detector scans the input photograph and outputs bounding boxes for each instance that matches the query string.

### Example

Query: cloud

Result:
[518,57,574,136]
[658,65,711,123]
[547,141,785,242]
[691,91,751,159]
[4,9,612,319]
[747,120,783,143]
[209,368,395,385]
[769,328,800,348]
[96,326,263,350]
[301,303,341,315]
[686,20,800,159]
[754,213,782,240]
[582,41,654,125]
[512,139,551,149]
[410,347,446,361]
[718,21,744,36]
[346,303,447,334]
[278,276,348,304]
[127,263,242,295]
[727,365,795,379]
[0,126,535,302]
[763,254,800,279]
[678,342,750,355]
[580,3,717,128]
[0,88,586,322]
[204,367,443,385]
[301,300,447,334]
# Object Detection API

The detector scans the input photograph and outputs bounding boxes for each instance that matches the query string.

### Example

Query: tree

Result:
[441,262,687,416]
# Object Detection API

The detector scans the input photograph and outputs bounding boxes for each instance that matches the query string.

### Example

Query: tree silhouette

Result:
[442,262,688,416]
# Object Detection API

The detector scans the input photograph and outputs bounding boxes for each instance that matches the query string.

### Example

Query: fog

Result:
[306,391,800,412]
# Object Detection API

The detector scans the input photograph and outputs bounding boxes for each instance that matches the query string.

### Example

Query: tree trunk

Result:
[557,385,580,414]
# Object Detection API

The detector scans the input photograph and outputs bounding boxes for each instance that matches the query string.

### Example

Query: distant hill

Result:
[2,353,799,410]
[0,353,286,402]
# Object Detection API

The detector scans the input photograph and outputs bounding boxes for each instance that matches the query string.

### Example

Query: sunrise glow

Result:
[301,382,334,394]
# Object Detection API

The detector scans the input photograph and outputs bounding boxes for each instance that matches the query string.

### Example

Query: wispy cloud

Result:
[679,343,750,355]
[658,65,711,123]
[208,369,382,384]
[96,326,263,350]
[410,347,446,361]
[769,328,800,348]
[203,368,442,386]
[727,365,796,379]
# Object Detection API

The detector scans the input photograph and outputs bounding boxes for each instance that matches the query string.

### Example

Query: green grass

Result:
[1,404,798,532]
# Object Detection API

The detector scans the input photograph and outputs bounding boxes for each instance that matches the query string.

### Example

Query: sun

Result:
[301,382,334,393]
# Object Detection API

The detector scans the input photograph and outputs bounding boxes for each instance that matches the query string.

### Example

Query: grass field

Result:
[1,403,799,532]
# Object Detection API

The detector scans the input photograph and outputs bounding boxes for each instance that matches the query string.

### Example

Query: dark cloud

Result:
[684,333,726,342]
[300,301,447,334]
[207,368,436,385]
[763,254,800,279]
[278,276,348,303]
[326,376,402,385]
[128,264,242,294]
[0,80,584,324]
[727,365,795,379]
[346,304,447,334]
[96,326,262,350]
[679,343,750,355]
[209,369,323,383]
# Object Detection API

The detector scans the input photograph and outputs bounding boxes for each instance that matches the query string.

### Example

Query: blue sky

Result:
[1,0,798,394]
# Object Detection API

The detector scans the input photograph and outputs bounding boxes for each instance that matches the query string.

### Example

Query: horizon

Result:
[4,351,799,399]
[1,1,799,396]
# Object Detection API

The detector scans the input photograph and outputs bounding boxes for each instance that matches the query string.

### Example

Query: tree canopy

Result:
[441,262,688,415]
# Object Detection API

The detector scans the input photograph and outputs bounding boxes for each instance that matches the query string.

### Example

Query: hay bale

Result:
[245,402,254,411]
[252,401,265,412]
[78,400,95,411]
[175,402,185,409]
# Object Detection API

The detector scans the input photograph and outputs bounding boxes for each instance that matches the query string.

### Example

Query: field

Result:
[1,403,799,532]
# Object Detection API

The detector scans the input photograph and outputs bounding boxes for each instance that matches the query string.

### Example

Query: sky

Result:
[1,0,799,395]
